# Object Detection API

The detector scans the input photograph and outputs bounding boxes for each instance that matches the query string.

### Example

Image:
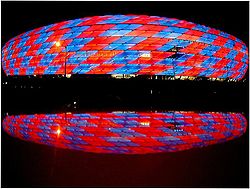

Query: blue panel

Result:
[200,45,221,56]
[112,30,132,36]
[156,58,174,65]
[199,68,216,76]
[44,65,60,74]
[192,24,210,32]
[153,31,168,38]
[62,32,81,40]
[40,42,54,49]
[225,50,238,60]
[200,57,221,67]
[157,68,175,76]
[163,27,188,33]
[34,33,50,44]
[158,44,174,51]
[61,19,84,29]
[72,64,98,74]
[224,40,235,48]
[36,48,50,55]
[166,39,190,47]
[202,33,217,40]
[197,36,215,44]
[66,45,80,52]
[113,36,134,43]
[126,36,146,44]
[26,67,36,75]
[69,38,93,46]
[114,44,136,50]
[100,29,120,36]
[103,43,121,50]
[112,24,141,30]
[98,15,136,24]
[174,67,190,74]
[177,54,194,62]
[242,54,248,63]
[109,64,147,74]
[112,24,129,30]
[220,31,230,39]
[38,24,55,33]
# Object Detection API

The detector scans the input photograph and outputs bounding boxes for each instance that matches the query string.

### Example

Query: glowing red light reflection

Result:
[2,111,247,154]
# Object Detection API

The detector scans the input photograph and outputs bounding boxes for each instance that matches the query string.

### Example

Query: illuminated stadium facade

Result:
[2,111,247,154]
[1,15,249,80]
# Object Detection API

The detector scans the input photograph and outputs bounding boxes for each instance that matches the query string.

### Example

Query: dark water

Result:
[1,77,249,187]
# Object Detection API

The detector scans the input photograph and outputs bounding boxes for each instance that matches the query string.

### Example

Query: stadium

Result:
[2,15,248,81]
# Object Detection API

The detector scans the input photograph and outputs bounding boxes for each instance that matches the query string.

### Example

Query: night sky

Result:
[2,1,249,45]
[1,1,249,188]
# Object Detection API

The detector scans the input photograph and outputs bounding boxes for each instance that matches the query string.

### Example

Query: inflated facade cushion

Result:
[2,15,248,80]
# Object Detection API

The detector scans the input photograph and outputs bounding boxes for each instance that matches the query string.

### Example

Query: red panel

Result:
[208,69,227,78]
[86,64,124,74]
[136,25,164,31]
[124,15,163,24]
[179,67,207,77]
[207,28,221,35]
[47,21,70,31]
[180,42,209,54]
[212,59,231,69]
[213,47,231,58]
[185,30,204,37]
[178,34,200,41]
[125,30,146,36]
[77,16,112,26]
[174,21,196,29]
[212,36,228,46]
[136,65,173,75]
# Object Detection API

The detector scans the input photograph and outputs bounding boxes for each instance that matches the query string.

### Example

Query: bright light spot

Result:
[140,122,150,126]
[56,128,61,135]
[73,101,76,104]
[5,82,7,84]
[140,53,151,58]
[55,41,61,47]
[66,74,71,78]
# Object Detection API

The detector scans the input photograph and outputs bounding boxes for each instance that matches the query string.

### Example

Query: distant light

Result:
[140,122,150,126]
[56,128,61,135]
[5,82,7,84]
[55,41,61,47]
[140,53,151,58]
[73,101,76,104]
[66,74,71,78]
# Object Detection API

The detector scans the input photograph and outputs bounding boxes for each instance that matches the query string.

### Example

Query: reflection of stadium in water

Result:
[3,111,247,154]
